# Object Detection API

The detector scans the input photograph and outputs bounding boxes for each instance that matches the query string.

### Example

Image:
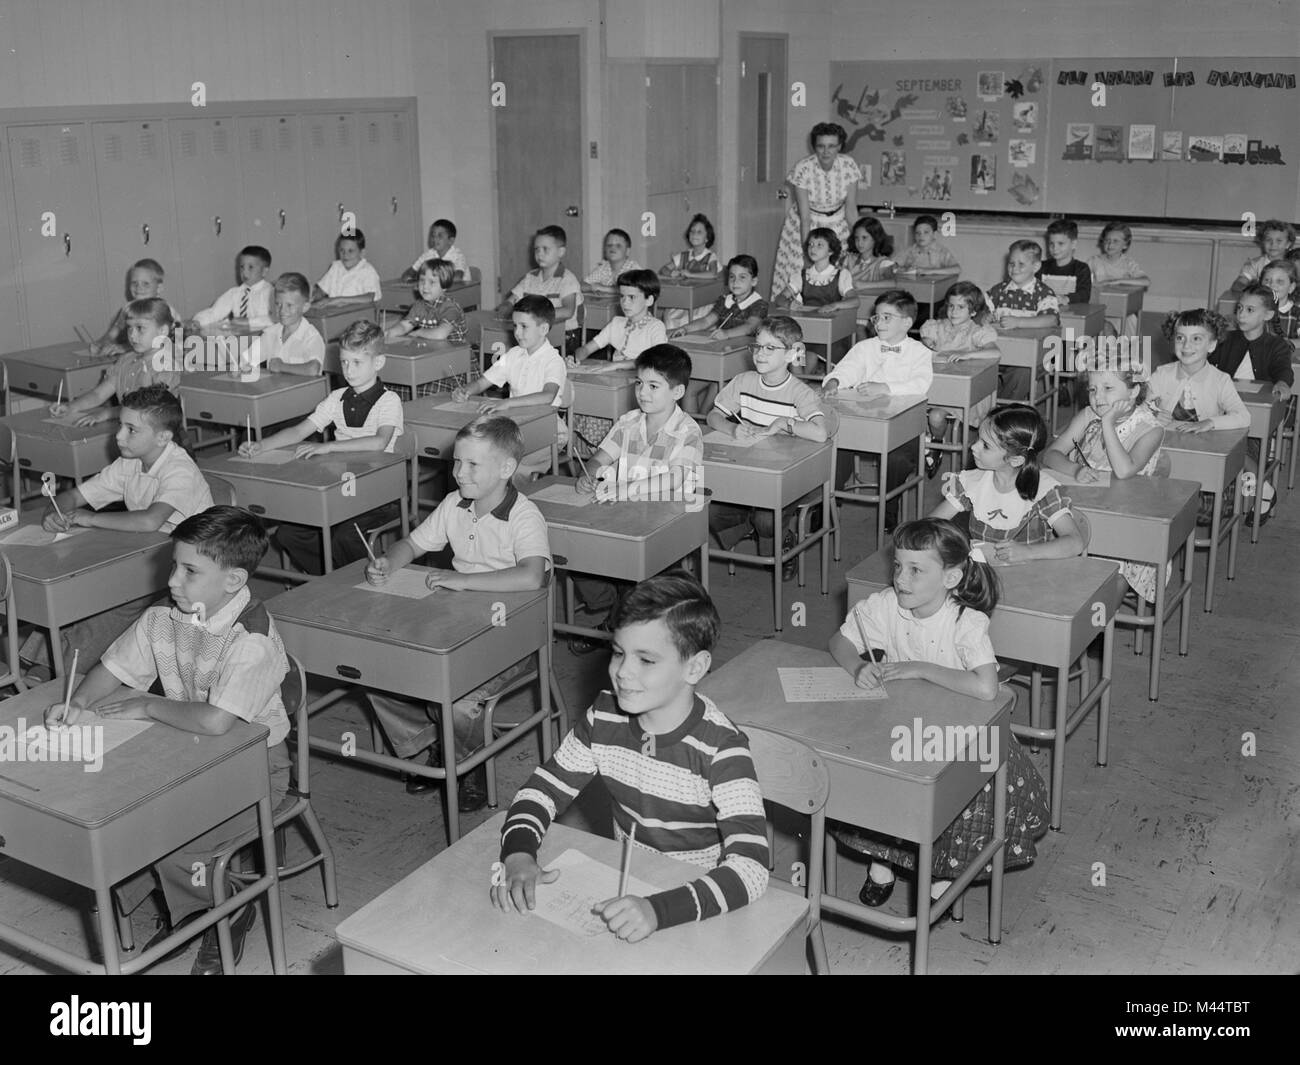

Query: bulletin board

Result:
[829,60,1052,213]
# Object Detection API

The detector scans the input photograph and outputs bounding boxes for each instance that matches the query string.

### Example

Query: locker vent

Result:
[277,122,294,151]
[367,121,380,145]
[392,118,404,143]
[249,126,265,152]
[179,128,198,157]
[19,137,42,169]
[310,123,325,150]
[212,126,230,154]
[336,120,351,148]
[103,133,124,163]
[58,133,79,166]
[138,128,158,159]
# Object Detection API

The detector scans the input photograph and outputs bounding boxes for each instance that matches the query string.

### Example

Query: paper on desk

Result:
[702,429,765,448]
[24,718,153,760]
[433,400,488,415]
[530,483,595,507]
[778,666,886,702]
[572,361,632,375]
[229,450,297,465]
[42,412,100,427]
[530,849,659,939]
[0,525,91,547]
[353,568,436,599]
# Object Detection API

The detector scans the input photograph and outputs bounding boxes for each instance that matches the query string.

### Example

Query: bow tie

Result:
[880,344,902,353]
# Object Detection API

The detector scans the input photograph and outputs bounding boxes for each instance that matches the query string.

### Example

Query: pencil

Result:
[854,607,881,665]
[74,324,91,345]
[62,649,80,718]
[354,523,377,564]
[574,450,590,479]
[618,823,637,896]
[245,414,252,447]
[55,380,63,408]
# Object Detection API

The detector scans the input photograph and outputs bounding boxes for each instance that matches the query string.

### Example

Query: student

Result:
[931,404,1085,564]
[1038,218,1092,306]
[313,229,382,302]
[841,216,897,287]
[1230,219,1296,292]
[89,259,179,357]
[1261,259,1299,344]
[1045,364,1166,599]
[239,319,403,573]
[455,294,567,477]
[919,281,999,476]
[492,572,769,941]
[570,344,703,652]
[24,386,215,679]
[384,258,468,343]
[497,224,583,345]
[660,213,721,278]
[1088,221,1149,335]
[46,506,292,975]
[777,227,858,312]
[1149,309,1250,431]
[828,518,1047,908]
[52,297,181,426]
[896,214,959,274]
[187,246,274,332]
[404,218,468,283]
[988,239,1061,401]
[583,228,643,294]
[248,272,325,377]
[364,416,550,810]
[707,317,828,568]
[822,290,933,524]
[669,253,768,413]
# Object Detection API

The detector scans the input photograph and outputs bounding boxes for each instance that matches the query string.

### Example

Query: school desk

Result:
[670,335,753,391]
[1096,284,1144,332]
[0,680,285,975]
[305,295,379,342]
[580,294,619,338]
[525,475,709,643]
[789,304,858,375]
[324,337,474,400]
[826,392,927,555]
[894,269,959,318]
[178,371,330,444]
[1162,428,1247,613]
[377,275,482,317]
[267,563,552,845]
[3,407,118,483]
[1058,474,1200,701]
[993,326,1057,421]
[197,449,409,580]
[6,519,171,678]
[655,275,725,316]
[335,811,809,975]
[1232,381,1286,544]
[698,639,1011,976]
[704,435,833,631]
[847,552,1123,831]
[1216,290,1238,318]
[567,363,638,423]
[1057,303,1107,341]
[466,310,566,368]
[927,354,999,477]
[0,342,117,404]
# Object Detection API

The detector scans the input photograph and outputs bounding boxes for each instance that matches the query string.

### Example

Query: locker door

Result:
[6,123,106,348]
[644,191,683,277]
[0,136,27,353]
[302,112,360,283]
[646,65,683,195]
[92,120,183,312]
[236,115,308,278]
[355,111,417,280]
[171,117,243,317]
[684,64,719,191]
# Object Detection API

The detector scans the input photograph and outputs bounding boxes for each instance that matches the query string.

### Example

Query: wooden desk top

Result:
[400,397,555,431]
[826,392,927,421]
[1160,427,1249,458]
[1,407,118,441]
[177,371,330,398]
[1058,475,1202,522]
[267,559,548,654]
[334,811,809,975]
[525,476,696,539]
[308,296,378,318]
[198,448,405,489]
[671,335,752,356]
[0,679,268,830]
[0,342,111,368]
[930,353,1000,376]
[568,363,638,386]
[1233,380,1285,406]
[703,434,831,472]
[3,519,170,583]
[378,337,471,361]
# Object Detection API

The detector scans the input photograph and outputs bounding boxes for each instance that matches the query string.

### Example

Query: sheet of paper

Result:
[42,412,99,427]
[530,483,595,507]
[229,450,297,465]
[573,361,632,376]
[702,428,764,448]
[778,666,886,702]
[0,525,91,547]
[353,568,436,599]
[530,849,660,939]
[24,718,153,760]
[433,400,488,415]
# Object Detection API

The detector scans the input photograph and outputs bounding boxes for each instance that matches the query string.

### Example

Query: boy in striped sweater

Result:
[492,572,769,941]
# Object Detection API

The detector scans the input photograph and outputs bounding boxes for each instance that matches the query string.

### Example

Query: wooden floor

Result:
[2,463,1297,975]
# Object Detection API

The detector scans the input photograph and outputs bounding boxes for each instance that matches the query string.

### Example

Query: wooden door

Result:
[491,34,584,295]
[355,110,417,280]
[0,141,22,354]
[684,64,719,194]
[170,116,243,315]
[737,35,787,294]
[92,120,182,310]
[646,64,682,195]
[236,114,309,278]
[6,123,105,348]
[302,112,361,283]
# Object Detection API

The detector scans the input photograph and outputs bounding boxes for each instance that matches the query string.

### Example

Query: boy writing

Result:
[496,224,583,347]
[247,272,325,377]
[365,416,550,811]
[46,506,291,975]
[1038,219,1092,306]
[186,246,275,332]
[239,319,403,573]
[989,239,1060,400]
[492,572,769,941]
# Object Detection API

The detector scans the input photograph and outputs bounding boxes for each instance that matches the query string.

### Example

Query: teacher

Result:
[771,122,862,298]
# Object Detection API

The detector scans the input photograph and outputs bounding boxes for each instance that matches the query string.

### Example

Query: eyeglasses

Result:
[749,343,788,356]
[869,313,903,324]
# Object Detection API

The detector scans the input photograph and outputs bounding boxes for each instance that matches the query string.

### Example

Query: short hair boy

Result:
[898,214,960,273]
[989,240,1061,400]
[188,245,275,332]
[250,272,324,377]
[1040,219,1092,305]
[46,506,291,974]
[498,224,583,339]
[365,415,551,811]
[315,229,382,302]
[406,217,469,282]
[493,571,769,940]
[572,268,666,363]
[241,319,404,574]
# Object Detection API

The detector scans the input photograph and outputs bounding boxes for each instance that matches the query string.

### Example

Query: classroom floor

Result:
[2,458,1297,976]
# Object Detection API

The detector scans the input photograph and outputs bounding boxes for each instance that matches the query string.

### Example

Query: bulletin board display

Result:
[829,61,1052,214]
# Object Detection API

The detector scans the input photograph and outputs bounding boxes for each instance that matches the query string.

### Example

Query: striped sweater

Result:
[500,691,769,930]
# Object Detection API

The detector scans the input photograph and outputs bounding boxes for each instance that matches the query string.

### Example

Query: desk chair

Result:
[746,724,830,974]
[203,473,237,508]
[358,430,419,553]
[0,423,17,516]
[1278,393,1297,491]
[0,554,28,696]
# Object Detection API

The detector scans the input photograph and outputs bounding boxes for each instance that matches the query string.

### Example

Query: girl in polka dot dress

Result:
[827,517,1050,909]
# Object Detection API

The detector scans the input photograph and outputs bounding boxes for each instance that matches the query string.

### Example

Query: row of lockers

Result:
[0,101,420,354]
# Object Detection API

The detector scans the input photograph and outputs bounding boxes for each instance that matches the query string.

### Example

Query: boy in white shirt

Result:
[403,218,468,283]
[497,225,583,349]
[248,272,325,377]
[186,245,275,332]
[314,229,382,302]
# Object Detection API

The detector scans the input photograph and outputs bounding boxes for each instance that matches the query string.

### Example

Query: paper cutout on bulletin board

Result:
[946,97,967,121]
[1063,123,1094,160]
[1160,131,1183,160]
[1008,140,1035,167]
[1222,134,1248,164]
[977,70,1003,100]
[832,82,919,154]
[881,151,906,186]
[1128,125,1156,160]
[973,109,999,143]
[1008,172,1041,206]
[1095,125,1125,161]
[970,153,996,192]
[1012,102,1038,133]
[919,166,954,200]
[1188,134,1222,161]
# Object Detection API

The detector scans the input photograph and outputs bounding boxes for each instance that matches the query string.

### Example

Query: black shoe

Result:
[925,451,942,479]
[568,615,612,655]
[457,766,489,813]
[858,875,895,907]
[141,909,204,962]
[191,902,258,975]
[403,743,443,795]
[781,530,798,581]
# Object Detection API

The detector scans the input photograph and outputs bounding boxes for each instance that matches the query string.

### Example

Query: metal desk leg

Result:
[1204,488,1221,612]
[914,839,933,975]
[94,884,122,974]
[441,667,460,844]
[258,794,288,974]
[1178,533,1194,655]
[1050,664,1068,830]
[1149,556,1165,700]
[988,760,1008,943]
[1099,621,1114,762]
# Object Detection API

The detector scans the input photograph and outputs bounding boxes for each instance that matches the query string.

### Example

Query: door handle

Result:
[776,188,789,201]
[391,196,398,214]
[565,205,580,217]
[64,233,71,257]
[337,202,345,220]
[279,208,287,231]
[142,222,150,244]
[214,215,222,237]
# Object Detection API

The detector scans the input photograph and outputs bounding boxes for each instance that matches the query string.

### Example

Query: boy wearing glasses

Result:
[820,290,933,529]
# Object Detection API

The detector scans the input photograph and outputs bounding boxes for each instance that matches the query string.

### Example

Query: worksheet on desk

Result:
[433,400,488,415]
[229,450,297,465]
[24,718,153,759]
[572,361,631,375]
[0,525,91,547]
[530,483,595,507]
[778,666,886,702]
[529,849,660,939]
[353,568,437,599]
[702,429,770,449]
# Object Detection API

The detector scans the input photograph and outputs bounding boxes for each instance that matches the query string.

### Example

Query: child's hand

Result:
[42,509,72,533]
[451,386,470,403]
[594,895,658,942]
[1101,397,1134,426]
[879,661,923,681]
[74,410,107,427]
[49,402,69,417]
[366,557,391,585]
[821,380,840,399]
[478,399,502,414]
[1176,419,1213,434]
[45,700,89,727]
[238,440,261,457]
[992,541,1029,564]
[491,853,561,913]
[854,662,886,690]
[94,695,157,720]
[294,441,330,458]
[576,473,599,495]
[734,423,762,442]
[708,328,727,340]
[425,567,467,591]
[1272,382,1291,402]
[1075,466,1104,484]
[668,327,687,339]
[855,381,888,397]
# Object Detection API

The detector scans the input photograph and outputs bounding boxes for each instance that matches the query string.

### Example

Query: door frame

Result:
[735,32,789,297]
[486,29,589,302]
